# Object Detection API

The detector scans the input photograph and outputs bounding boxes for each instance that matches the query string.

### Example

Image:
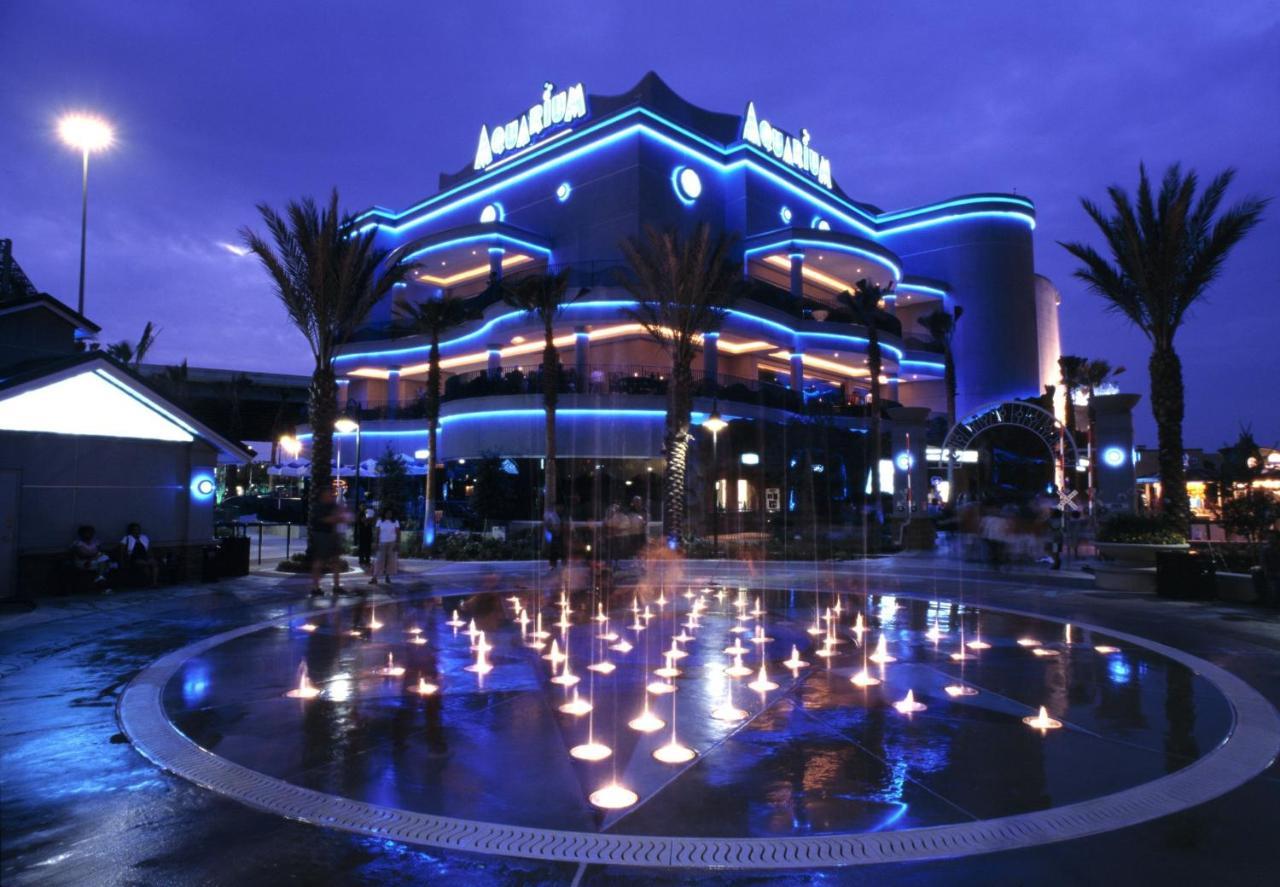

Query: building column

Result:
[789,349,804,395]
[336,378,351,412]
[703,331,719,387]
[789,250,804,300]
[1092,393,1141,513]
[486,345,502,378]
[488,246,505,282]
[386,368,401,417]
[574,326,589,388]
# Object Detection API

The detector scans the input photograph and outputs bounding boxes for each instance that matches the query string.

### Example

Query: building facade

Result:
[319,74,1059,523]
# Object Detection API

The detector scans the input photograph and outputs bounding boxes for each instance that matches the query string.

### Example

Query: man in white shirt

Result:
[120,522,160,586]
[370,509,401,585]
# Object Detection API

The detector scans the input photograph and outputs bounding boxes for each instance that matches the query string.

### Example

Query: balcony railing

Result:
[345,364,898,422]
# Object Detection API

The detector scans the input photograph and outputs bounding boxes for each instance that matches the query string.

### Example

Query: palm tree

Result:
[839,278,895,529]
[619,223,738,547]
[241,190,407,551]
[396,295,476,549]
[1061,163,1266,529]
[496,269,588,532]
[917,305,963,426]
[106,321,160,367]
[1057,354,1088,439]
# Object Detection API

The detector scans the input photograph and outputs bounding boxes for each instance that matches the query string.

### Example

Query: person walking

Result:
[310,488,349,597]
[370,508,401,587]
[355,508,374,568]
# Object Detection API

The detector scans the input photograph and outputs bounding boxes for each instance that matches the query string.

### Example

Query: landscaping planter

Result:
[1095,542,1190,565]
[1217,571,1260,604]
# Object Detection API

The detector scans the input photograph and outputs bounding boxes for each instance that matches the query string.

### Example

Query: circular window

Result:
[780,206,793,224]
[672,166,702,204]
[555,183,571,202]
[479,203,504,224]
[814,217,831,231]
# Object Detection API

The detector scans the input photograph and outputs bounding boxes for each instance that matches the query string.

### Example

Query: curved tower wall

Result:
[881,217,1041,418]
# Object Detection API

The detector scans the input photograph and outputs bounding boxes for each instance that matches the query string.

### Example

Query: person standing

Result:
[370,508,401,586]
[355,508,374,568]
[310,488,349,597]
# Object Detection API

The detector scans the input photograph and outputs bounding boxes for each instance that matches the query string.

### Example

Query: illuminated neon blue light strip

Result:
[880,210,1037,236]
[401,233,551,264]
[901,359,946,372]
[336,299,913,364]
[441,408,666,425]
[743,239,902,280]
[352,108,1035,239]
[897,282,948,297]
[876,195,1035,222]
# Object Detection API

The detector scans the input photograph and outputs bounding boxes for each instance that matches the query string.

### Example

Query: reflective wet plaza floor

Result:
[3,559,1279,885]
[163,587,1232,839]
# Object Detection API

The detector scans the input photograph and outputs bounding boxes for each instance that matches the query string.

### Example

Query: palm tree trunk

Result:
[308,364,338,556]
[542,327,559,526]
[424,336,440,548]
[665,356,695,547]
[1150,344,1189,530]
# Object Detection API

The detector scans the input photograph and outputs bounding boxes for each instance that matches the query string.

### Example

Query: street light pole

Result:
[58,113,113,319]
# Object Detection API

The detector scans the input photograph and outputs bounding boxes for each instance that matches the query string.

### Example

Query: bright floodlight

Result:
[59,113,114,153]
[334,417,359,433]
[703,411,727,433]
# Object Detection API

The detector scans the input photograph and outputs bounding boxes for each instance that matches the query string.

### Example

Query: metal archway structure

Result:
[941,400,1078,502]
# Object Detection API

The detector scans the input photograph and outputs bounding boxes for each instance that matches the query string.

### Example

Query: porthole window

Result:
[780,206,793,224]
[672,166,702,205]
[555,182,571,202]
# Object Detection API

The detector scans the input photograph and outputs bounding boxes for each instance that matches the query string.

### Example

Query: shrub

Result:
[1097,512,1187,545]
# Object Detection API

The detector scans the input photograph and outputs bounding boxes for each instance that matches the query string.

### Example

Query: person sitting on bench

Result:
[120,522,160,586]
[71,525,115,593]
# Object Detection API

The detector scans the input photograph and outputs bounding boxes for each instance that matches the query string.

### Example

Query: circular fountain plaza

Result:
[120,578,1279,870]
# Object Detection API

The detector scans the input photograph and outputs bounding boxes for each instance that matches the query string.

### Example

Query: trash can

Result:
[218,536,251,577]
[200,544,221,582]
[1156,550,1215,599]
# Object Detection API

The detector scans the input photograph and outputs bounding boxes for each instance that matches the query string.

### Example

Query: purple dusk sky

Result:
[2,1,1276,448]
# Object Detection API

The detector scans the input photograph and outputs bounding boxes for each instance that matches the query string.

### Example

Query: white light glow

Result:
[0,371,194,442]
[59,113,114,152]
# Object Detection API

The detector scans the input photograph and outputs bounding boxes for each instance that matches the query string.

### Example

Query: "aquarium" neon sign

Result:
[473,82,589,171]
[741,101,833,190]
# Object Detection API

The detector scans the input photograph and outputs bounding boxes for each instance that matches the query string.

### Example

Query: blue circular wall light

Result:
[555,182,571,202]
[479,202,504,223]
[1102,447,1126,467]
[895,451,914,472]
[672,166,702,204]
[780,206,793,224]
[190,474,216,500]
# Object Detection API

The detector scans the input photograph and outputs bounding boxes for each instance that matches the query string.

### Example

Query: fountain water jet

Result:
[784,645,809,669]
[869,634,896,664]
[724,652,752,677]
[748,662,778,693]
[285,662,321,698]
[465,634,494,675]
[1023,705,1063,731]
[710,681,747,722]
[560,687,593,715]
[411,675,439,696]
[894,689,927,714]
[446,610,466,629]
[378,653,406,677]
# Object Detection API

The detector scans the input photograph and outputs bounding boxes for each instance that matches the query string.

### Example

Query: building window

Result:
[479,202,504,223]
[556,182,571,202]
[780,206,793,224]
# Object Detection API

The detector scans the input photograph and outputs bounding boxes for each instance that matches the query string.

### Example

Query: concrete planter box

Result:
[1095,542,1189,565]
[1092,563,1158,593]
[1217,571,1260,604]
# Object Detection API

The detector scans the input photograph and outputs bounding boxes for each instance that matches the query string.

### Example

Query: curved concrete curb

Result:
[119,597,1280,869]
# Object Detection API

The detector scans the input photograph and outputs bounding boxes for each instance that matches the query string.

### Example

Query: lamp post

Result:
[703,406,727,557]
[335,417,361,510]
[57,113,114,318]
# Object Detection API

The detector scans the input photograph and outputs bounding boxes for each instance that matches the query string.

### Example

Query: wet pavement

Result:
[2,557,1279,885]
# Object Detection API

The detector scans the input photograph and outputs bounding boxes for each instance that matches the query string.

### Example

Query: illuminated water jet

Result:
[710,682,747,722]
[945,683,978,697]
[285,662,321,698]
[378,653,405,677]
[1032,647,1061,658]
[747,663,778,693]
[724,652,752,677]
[571,741,612,762]
[446,610,465,628]
[542,639,566,664]
[609,639,633,653]
[1017,637,1041,647]
[784,645,809,669]
[1095,645,1121,654]
[628,698,665,732]
[1023,705,1063,731]
[300,622,318,633]
[869,634,896,664]
[850,668,880,687]
[411,675,438,696]
[559,687,593,715]
[894,689,926,714]
[589,783,638,809]
[465,634,494,675]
